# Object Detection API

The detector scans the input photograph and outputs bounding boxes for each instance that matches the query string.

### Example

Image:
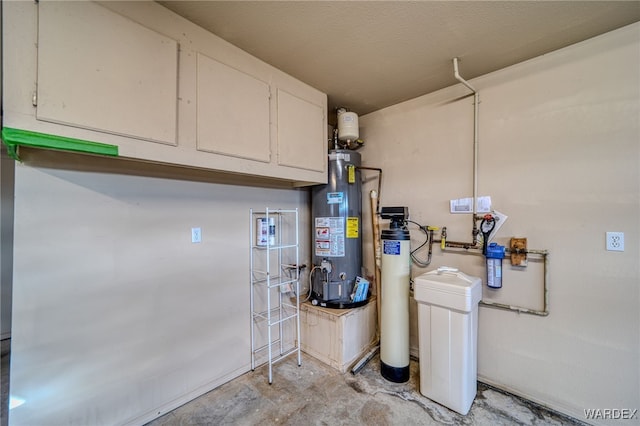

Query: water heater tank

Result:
[337,111,359,142]
[311,149,363,308]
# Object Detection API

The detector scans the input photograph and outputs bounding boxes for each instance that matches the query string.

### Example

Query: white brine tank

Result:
[414,267,482,415]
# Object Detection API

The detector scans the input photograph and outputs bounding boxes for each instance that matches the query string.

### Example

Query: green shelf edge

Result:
[1,127,119,161]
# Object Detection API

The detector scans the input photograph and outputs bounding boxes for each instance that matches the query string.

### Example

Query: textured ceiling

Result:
[159,1,640,117]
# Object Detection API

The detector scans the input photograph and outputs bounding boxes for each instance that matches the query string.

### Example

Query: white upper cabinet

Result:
[277,89,326,173]
[37,1,179,145]
[196,53,271,163]
[2,1,327,185]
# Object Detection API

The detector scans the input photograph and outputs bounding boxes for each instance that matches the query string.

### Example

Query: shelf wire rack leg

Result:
[249,208,256,371]
[266,208,273,384]
[295,208,302,366]
[278,212,284,359]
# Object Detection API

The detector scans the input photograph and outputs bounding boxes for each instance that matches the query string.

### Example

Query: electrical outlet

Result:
[191,227,202,243]
[606,232,624,251]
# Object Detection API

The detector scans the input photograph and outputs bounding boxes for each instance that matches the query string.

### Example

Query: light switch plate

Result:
[606,232,624,251]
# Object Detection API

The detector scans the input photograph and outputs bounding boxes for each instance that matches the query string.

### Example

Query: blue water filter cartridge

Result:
[485,242,505,289]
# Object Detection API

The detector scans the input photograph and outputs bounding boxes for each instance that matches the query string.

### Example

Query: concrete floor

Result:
[1,339,585,426]
[146,351,586,426]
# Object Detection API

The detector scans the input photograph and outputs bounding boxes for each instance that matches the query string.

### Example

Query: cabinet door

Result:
[276,89,326,172]
[196,53,271,163]
[36,1,178,145]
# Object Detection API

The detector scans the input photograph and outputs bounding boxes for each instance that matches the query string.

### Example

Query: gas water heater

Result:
[380,207,411,383]
[311,149,363,308]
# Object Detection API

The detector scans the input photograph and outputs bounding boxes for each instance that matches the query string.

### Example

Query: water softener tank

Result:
[311,149,363,308]
[380,210,411,382]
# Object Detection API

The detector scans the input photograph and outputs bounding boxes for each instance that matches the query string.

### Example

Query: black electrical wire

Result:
[407,220,433,267]
[480,215,496,255]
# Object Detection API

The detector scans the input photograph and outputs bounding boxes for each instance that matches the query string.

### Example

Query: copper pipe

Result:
[432,242,550,316]
[370,190,382,336]
[357,167,382,214]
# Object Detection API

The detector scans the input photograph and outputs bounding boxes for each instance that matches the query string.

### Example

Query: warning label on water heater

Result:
[315,217,345,257]
[346,217,359,238]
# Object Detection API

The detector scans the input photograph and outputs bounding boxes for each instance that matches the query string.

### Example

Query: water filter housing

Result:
[380,224,411,383]
[485,242,505,288]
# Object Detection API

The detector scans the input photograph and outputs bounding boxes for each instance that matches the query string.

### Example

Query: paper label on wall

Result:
[450,196,492,213]
[346,217,359,238]
[315,217,345,257]
[487,210,508,243]
[326,192,343,204]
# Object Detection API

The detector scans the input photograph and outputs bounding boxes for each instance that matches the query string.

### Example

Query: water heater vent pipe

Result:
[453,58,480,245]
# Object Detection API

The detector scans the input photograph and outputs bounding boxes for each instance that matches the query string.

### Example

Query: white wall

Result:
[0,1,13,341]
[0,149,14,340]
[359,23,639,424]
[9,149,310,425]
